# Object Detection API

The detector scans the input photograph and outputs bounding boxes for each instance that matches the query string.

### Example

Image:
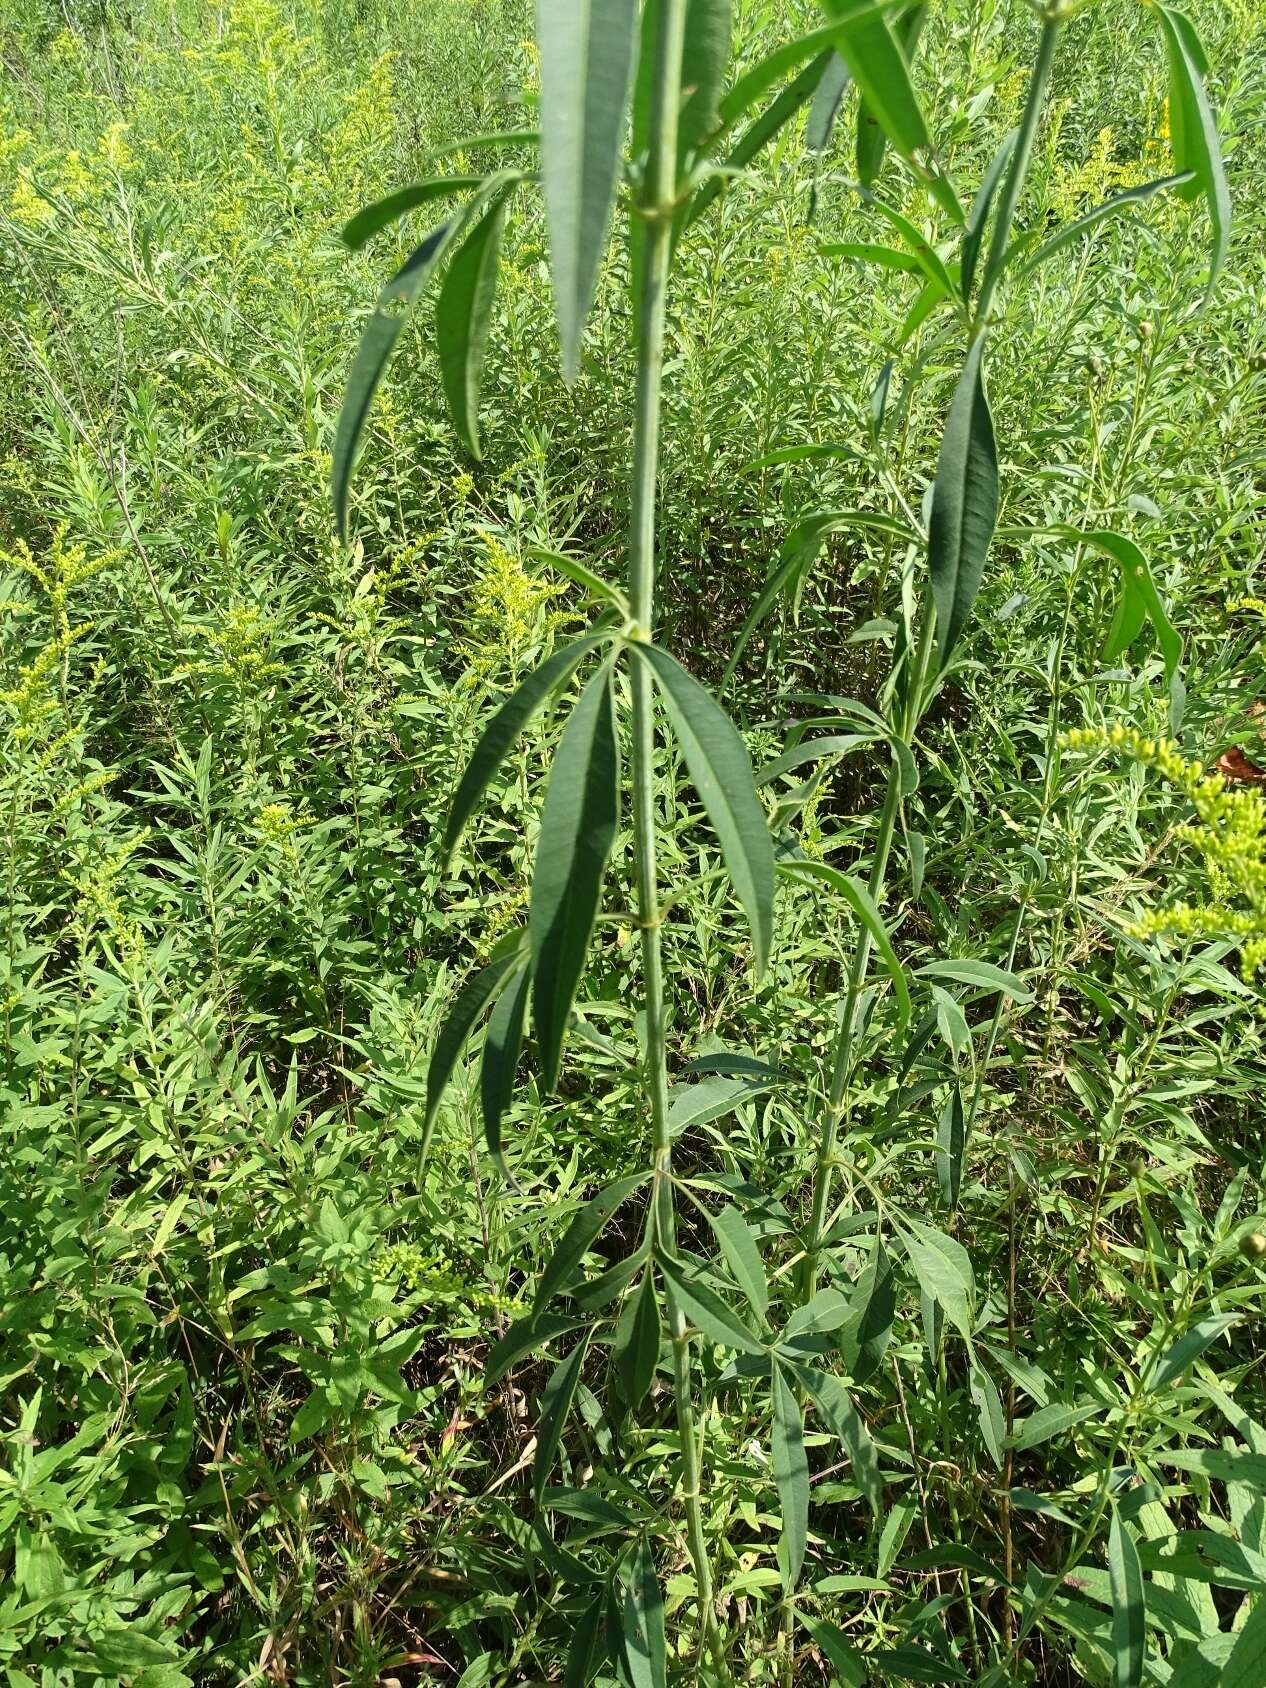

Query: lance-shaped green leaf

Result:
[1008,173,1193,286]
[1147,1313,1237,1392]
[530,663,620,1091]
[619,1537,667,1688]
[614,1271,661,1412]
[936,1082,964,1210]
[839,1235,895,1384]
[536,0,639,381]
[536,1172,650,1311]
[961,128,1018,297]
[486,1311,589,1386]
[1222,1593,1266,1688]
[706,1204,769,1321]
[657,1250,768,1355]
[777,858,911,1030]
[680,0,732,158]
[564,1595,607,1688]
[443,633,606,865]
[534,1330,593,1501]
[771,1359,809,1590]
[897,1218,976,1341]
[631,643,773,974]
[928,334,998,667]
[970,1358,1005,1470]
[481,962,530,1176]
[795,1364,883,1515]
[806,52,851,154]
[342,176,486,249]
[856,3,926,187]
[332,219,454,541]
[1081,529,1182,685]
[435,190,508,458]
[869,199,960,302]
[1109,1507,1145,1688]
[423,939,526,1162]
[1156,5,1230,301]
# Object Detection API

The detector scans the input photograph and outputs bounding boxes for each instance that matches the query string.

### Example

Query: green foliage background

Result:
[1,0,1265,1681]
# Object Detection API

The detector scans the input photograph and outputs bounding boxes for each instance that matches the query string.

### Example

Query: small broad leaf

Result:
[897,1218,976,1341]
[771,1359,809,1590]
[342,176,485,249]
[534,1331,594,1501]
[443,632,607,865]
[424,941,526,1161]
[536,1173,650,1311]
[435,190,509,458]
[481,962,530,1177]
[530,664,620,1091]
[632,643,773,973]
[961,128,1018,297]
[614,1272,661,1412]
[536,0,639,381]
[936,1082,965,1210]
[796,1365,883,1515]
[706,1205,769,1321]
[778,858,911,1030]
[1109,1507,1146,1688]
[657,1250,768,1355]
[1147,1314,1238,1392]
[928,334,999,667]
[1155,5,1230,301]
[620,1536,667,1688]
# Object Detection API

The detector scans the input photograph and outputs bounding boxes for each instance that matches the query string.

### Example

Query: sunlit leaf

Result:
[928,335,998,667]
[435,190,509,458]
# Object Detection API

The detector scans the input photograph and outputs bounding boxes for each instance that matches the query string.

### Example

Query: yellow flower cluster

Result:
[1061,724,1266,979]
[460,530,569,677]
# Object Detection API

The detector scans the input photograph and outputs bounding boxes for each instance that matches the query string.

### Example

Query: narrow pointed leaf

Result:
[936,1082,965,1210]
[896,1218,975,1340]
[840,1236,895,1384]
[620,1537,667,1688]
[657,1250,768,1355]
[530,664,620,1091]
[1221,1593,1266,1688]
[342,176,485,249]
[796,1365,883,1515]
[1147,1314,1237,1392]
[487,1311,588,1386]
[435,191,508,458]
[536,1172,649,1311]
[772,1360,809,1589]
[917,958,1031,1002]
[807,52,851,154]
[424,943,526,1160]
[1109,1508,1145,1688]
[706,1205,769,1321]
[534,1331,593,1501]
[443,633,606,865]
[971,1359,1005,1470]
[614,1272,661,1412]
[856,4,925,186]
[870,201,959,303]
[564,1595,607,1688]
[632,643,773,974]
[680,0,732,158]
[777,858,911,1030]
[332,220,454,540]
[928,335,998,667]
[1156,4,1230,299]
[481,962,530,1176]
[962,128,1018,297]
[536,0,639,381]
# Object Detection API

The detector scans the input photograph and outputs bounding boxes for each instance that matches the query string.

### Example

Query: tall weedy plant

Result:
[332,0,1229,1679]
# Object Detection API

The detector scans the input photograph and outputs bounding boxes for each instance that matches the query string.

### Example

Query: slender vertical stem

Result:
[628,0,725,1671]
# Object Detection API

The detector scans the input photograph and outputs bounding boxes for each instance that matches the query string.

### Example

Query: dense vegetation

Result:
[2,0,1265,1683]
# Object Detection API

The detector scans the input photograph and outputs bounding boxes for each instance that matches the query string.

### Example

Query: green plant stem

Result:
[628,0,725,1672]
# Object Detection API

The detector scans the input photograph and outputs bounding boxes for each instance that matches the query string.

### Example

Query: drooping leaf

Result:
[777,858,911,1030]
[1009,173,1194,284]
[936,1082,965,1210]
[530,664,620,1090]
[536,1173,650,1311]
[1109,1508,1146,1688]
[839,1236,895,1384]
[632,643,773,973]
[796,1365,883,1515]
[486,1311,589,1386]
[1155,5,1230,300]
[897,1218,976,1341]
[423,940,526,1161]
[971,1359,1006,1470]
[869,200,960,301]
[806,52,851,155]
[534,1331,594,1501]
[620,1537,667,1688]
[342,176,484,249]
[680,0,732,158]
[614,1271,661,1412]
[771,1359,810,1589]
[481,962,530,1176]
[856,5,927,187]
[706,1205,769,1321]
[443,633,607,865]
[435,190,509,458]
[536,0,640,380]
[961,128,1018,297]
[917,958,1031,1003]
[657,1250,769,1355]
[1077,529,1183,685]
[928,335,999,667]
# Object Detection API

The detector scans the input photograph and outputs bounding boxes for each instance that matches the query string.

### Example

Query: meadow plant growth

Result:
[3,0,1266,1682]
